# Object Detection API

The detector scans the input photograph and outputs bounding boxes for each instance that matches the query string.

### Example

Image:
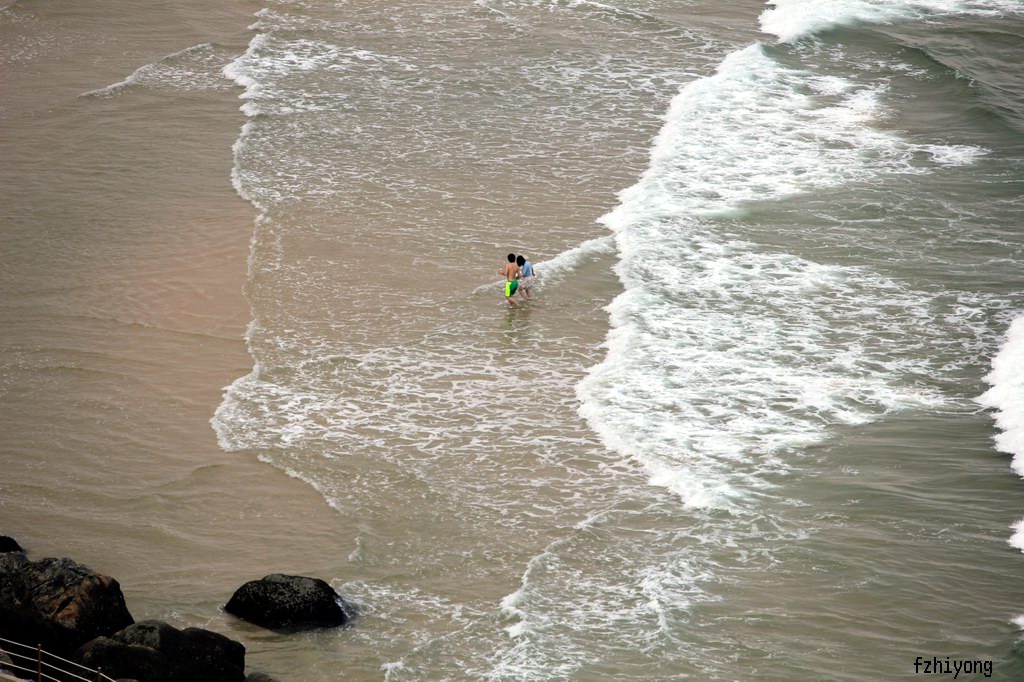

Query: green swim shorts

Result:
[505,280,519,297]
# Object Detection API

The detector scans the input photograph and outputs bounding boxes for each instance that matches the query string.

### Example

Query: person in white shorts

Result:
[516,254,535,300]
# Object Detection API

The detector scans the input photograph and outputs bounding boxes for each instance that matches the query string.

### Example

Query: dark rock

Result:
[0,535,23,553]
[225,574,351,631]
[0,550,26,573]
[75,620,246,682]
[176,626,246,681]
[76,636,170,682]
[245,673,281,682]
[0,554,134,659]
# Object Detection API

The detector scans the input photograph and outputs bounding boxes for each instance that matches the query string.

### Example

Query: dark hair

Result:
[516,255,525,266]
[507,253,516,262]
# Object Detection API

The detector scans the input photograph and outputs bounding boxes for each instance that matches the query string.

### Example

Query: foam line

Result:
[978,314,1024,476]
[578,40,969,509]
[1010,518,1024,553]
[760,0,1024,44]
[210,22,268,450]
[471,235,614,295]
[80,43,218,97]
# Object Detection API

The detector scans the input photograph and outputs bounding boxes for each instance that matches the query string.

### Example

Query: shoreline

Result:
[0,2,347,678]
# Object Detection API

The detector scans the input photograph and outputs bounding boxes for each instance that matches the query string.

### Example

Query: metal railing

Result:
[0,637,115,682]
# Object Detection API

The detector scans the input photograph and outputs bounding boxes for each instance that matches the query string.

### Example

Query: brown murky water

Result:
[5,1,1024,680]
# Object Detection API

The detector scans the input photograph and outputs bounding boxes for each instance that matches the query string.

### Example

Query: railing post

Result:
[36,643,42,682]
[96,666,103,682]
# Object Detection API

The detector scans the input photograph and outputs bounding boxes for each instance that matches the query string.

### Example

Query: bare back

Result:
[499,263,520,281]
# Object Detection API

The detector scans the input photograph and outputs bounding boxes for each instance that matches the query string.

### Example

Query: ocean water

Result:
[4,0,1024,679]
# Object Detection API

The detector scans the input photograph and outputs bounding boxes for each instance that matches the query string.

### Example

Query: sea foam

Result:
[978,314,1024,478]
[81,43,230,97]
[579,43,958,509]
[1010,518,1024,553]
[760,0,1024,43]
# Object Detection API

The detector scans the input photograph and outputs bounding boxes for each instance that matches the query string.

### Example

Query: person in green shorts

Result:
[499,252,521,306]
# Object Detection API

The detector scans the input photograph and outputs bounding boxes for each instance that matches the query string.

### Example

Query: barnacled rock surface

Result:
[226,574,352,631]
[0,551,134,659]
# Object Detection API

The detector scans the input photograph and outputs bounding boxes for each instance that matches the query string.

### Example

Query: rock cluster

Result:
[77,620,246,682]
[0,536,358,682]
